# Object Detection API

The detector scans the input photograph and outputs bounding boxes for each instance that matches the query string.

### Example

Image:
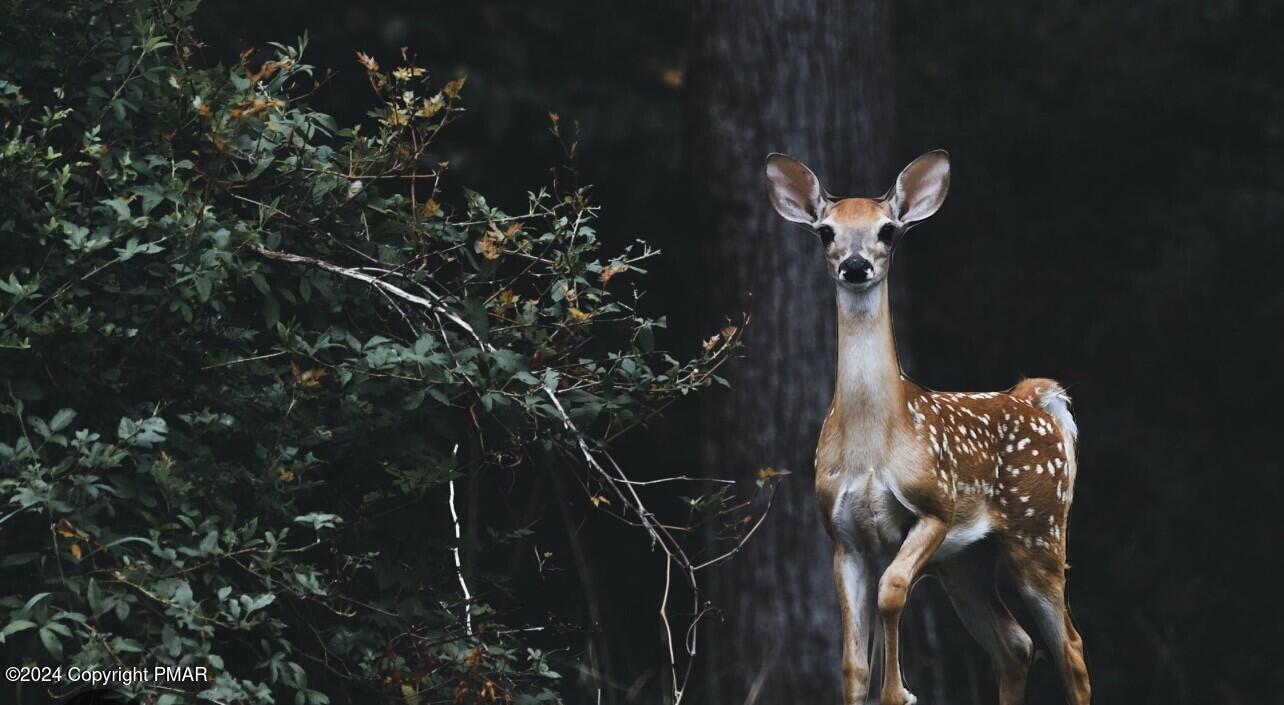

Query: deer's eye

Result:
[816,225,835,245]
[877,223,897,244]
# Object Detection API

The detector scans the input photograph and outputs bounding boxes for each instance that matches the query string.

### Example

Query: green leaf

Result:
[17,592,51,618]
[49,408,76,432]
[86,579,105,616]
[103,197,132,220]
[0,619,37,643]
[243,593,275,615]
[117,416,168,447]
[263,293,281,328]
[132,185,167,214]
[38,626,62,660]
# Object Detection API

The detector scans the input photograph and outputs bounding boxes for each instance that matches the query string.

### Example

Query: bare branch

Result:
[249,245,492,351]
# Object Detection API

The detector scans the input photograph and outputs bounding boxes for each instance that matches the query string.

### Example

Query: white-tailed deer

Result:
[765,151,1091,705]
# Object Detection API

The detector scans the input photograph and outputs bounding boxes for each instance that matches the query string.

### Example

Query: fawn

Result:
[765,151,1091,705]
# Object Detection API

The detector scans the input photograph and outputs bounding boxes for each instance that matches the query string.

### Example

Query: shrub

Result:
[0,2,738,703]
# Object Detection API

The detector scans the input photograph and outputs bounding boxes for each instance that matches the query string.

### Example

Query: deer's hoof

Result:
[881,687,917,705]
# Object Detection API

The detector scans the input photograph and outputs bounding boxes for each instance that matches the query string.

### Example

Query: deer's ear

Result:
[766,153,828,225]
[888,150,950,226]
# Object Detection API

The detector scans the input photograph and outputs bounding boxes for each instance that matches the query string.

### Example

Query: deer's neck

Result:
[833,283,906,437]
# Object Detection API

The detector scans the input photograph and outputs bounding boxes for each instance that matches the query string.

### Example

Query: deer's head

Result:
[765,150,950,290]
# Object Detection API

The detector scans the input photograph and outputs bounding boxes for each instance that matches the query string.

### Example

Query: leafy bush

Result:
[0,2,737,703]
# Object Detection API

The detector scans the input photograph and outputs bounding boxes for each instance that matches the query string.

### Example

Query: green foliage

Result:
[0,2,734,703]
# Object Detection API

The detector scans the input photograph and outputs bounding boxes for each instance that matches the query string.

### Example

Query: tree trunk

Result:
[686,1,894,703]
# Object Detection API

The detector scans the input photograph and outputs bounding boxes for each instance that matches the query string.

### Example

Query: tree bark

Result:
[686,1,894,703]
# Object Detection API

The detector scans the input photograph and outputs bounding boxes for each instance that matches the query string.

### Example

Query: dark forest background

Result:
[184,1,1280,703]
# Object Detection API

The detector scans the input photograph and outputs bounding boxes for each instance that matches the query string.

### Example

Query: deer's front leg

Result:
[833,547,875,704]
[878,516,948,705]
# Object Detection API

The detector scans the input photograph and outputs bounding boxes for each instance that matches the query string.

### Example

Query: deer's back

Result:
[907,383,1077,566]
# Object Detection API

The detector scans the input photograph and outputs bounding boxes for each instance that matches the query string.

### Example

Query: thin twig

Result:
[448,445,473,636]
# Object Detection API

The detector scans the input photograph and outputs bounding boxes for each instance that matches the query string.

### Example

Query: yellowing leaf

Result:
[660,68,684,90]
[756,467,791,487]
[69,543,83,560]
[477,225,504,260]
[567,307,591,324]
[245,60,286,84]
[355,51,379,72]
[416,94,444,118]
[393,66,426,81]
[589,495,610,508]
[291,361,327,388]
[54,517,77,538]
[442,75,467,99]
[599,262,627,285]
[381,108,409,127]
[228,97,283,119]
[422,198,440,217]
[480,678,502,703]
[279,466,296,482]
[497,289,518,306]
[702,333,720,353]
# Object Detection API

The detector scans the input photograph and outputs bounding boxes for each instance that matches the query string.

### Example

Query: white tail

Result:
[766,151,1091,705]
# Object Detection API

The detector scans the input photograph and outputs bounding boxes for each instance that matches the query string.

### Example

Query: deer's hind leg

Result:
[1007,548,1091,705]
[938,548,1033,705]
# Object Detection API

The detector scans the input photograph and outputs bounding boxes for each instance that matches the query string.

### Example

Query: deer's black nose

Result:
[838,257,873,283]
